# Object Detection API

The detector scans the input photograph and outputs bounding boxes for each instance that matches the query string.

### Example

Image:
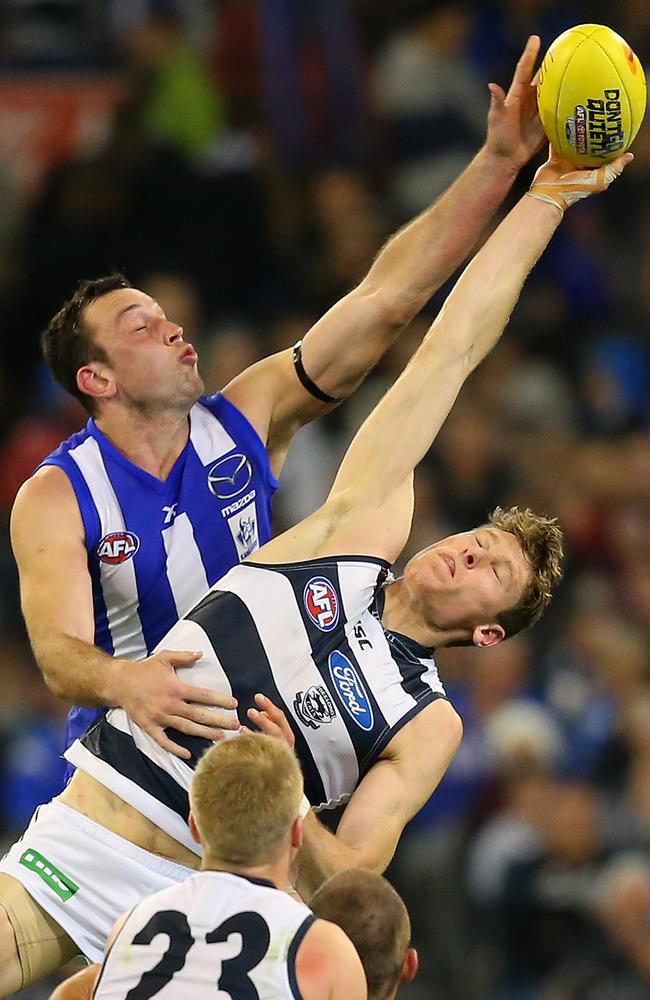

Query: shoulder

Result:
[295,917,364,985]
[11,464,81,527]
[384,697,463,762]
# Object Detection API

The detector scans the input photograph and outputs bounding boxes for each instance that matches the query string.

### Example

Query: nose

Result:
[163,322,183,346]
[463,548,479,570]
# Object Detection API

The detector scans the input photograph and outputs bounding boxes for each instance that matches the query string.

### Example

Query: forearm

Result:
[299,149,522,401]
[331,195,561,503]
[364,147,520,322]
[30,630,128,708]
[293,812,366,902]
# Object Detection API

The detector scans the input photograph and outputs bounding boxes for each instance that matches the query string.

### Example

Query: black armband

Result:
[292,340,342,405]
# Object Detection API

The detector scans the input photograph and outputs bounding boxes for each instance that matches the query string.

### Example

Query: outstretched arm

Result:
[252,151,631,567]
[325,153,632,516]
[223,37,544,472]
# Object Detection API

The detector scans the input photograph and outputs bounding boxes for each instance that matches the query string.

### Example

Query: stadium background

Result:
[0,1,649,997]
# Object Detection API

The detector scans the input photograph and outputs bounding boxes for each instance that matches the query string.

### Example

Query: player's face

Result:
[83,288,204,411]
[403,527,532,639]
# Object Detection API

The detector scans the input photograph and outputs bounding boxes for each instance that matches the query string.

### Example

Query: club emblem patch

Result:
[294,685,337,730]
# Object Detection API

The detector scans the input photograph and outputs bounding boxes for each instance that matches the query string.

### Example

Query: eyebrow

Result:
[116,303,143,321]
[486,529,515,583]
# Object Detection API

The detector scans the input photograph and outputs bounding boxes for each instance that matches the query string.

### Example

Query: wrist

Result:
[525,188,566,217]
[477,144,523,180]
[101,657,133,708]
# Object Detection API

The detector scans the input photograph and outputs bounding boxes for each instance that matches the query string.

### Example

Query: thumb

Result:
[609,151,634,177]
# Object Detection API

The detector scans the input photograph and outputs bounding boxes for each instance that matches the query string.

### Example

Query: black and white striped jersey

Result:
[66,555,446,856]
[93,870,314,1000]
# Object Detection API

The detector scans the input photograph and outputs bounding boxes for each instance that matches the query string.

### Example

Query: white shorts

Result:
[0,799,194,963]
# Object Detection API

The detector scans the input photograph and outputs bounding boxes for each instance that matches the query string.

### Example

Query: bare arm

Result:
[248,694,462,900]
[321,154,632,533]
[223,38,544,471]
[294,700,462,900]
[11,467,239,758]
[296,920,367,1000]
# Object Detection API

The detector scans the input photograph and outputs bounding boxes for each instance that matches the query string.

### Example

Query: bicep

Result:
[11,471,94,645]
[336,704,464,871]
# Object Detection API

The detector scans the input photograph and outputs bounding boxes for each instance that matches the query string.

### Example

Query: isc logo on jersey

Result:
[304,577,339,631]
[328,651,373,731]
[97,532,140,565]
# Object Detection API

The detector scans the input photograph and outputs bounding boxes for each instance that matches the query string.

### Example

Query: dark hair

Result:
[41,274,132,415]
[311,870,410,1000]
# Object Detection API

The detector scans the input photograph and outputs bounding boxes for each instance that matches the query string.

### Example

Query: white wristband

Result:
[298,794,311,818]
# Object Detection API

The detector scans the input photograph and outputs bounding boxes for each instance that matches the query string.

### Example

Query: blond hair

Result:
[190,734,303,866]
[488,505,564,637]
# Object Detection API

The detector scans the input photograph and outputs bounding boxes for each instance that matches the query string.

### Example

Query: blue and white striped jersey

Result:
[93,870,314,1000]
[66,555,447,855]
[38,393,278,753]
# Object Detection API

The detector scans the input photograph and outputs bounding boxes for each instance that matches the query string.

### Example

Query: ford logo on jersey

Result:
[304,577,339,631]
[97,531,140,565]
[328,651,374,731]
[207,453,253,500]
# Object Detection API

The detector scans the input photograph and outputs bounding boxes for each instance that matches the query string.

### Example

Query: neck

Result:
[381,578,466,649]
[200,853,291,891]
[94,404,192,480]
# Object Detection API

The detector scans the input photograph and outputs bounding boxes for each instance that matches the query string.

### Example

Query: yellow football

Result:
[537,24,647,167]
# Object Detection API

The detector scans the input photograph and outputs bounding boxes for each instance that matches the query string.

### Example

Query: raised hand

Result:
[485,35,546,168]
[528,146,634,212]
[117,649,239,758]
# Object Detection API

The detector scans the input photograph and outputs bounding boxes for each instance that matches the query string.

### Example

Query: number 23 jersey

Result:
[93,870,314,1000]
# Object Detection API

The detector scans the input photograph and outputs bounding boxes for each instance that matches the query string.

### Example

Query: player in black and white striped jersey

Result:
[0,147,630,991]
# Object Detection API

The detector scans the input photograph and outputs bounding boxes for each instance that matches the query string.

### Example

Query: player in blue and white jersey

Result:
[10,37,547,765]
[0,146,631,997]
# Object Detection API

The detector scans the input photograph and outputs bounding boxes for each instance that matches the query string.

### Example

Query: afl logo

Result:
[328,651,374,731]
[97,532,140,565]
[304,577,339,632]
[207,453,253,500]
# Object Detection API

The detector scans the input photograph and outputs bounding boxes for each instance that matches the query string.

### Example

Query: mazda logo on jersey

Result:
[207,453,253,500]
[304,577,339,631]
[97,531,140,565]
[328,651,374,731]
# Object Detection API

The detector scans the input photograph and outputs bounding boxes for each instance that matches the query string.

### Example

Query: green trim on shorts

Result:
[19,850,79,902]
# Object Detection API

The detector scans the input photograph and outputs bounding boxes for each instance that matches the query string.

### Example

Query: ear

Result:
[188,812,202,846]
[77,364,117,403]
[290,815,303,852]
[400,947,419,984]
[472,623,505,648]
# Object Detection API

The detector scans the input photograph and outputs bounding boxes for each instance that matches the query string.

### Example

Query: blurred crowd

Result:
[1,1,650,998]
